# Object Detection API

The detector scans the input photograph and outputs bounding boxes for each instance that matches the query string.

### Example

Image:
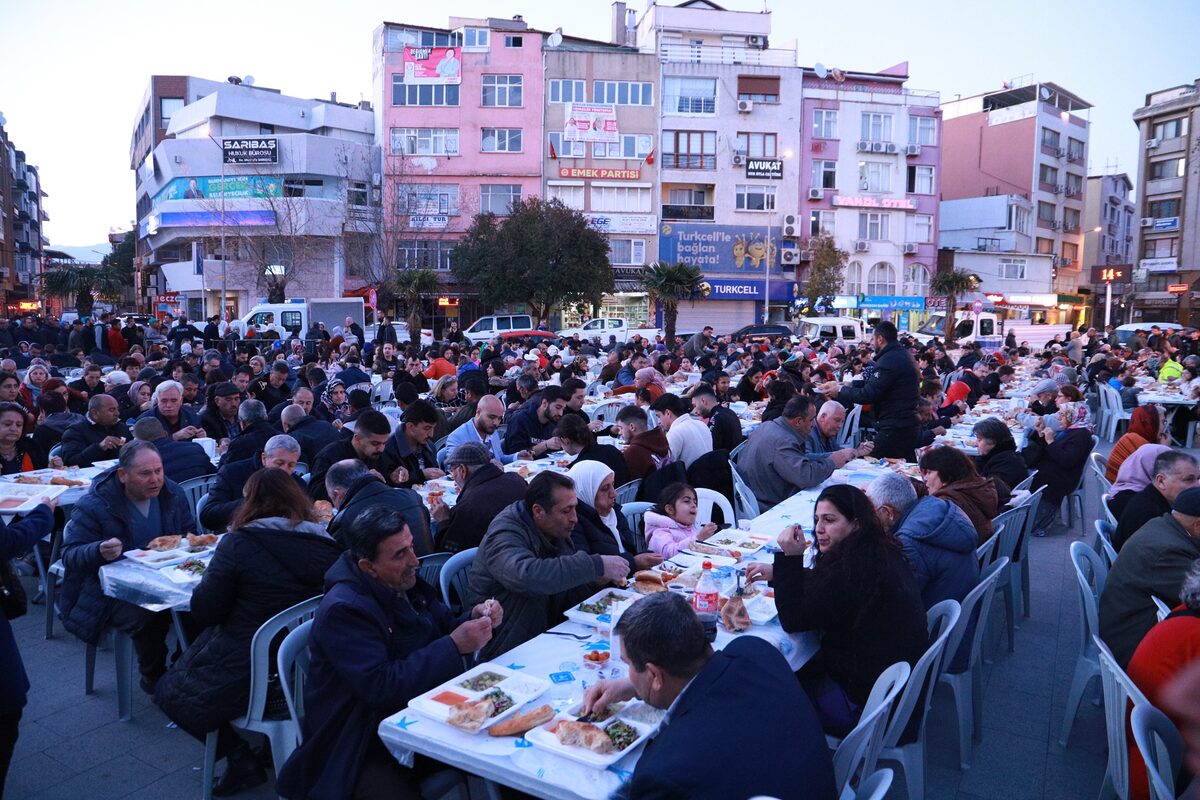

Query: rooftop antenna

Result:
[0,112,6,127]
[546,28,563,47]
[814,63,828,79]
[243,75,255,86]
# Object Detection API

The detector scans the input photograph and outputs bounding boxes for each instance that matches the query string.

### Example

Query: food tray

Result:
[699,532,771,559]
[0,468,94,488]
[124,536,219,569]
[0,482,69,513]
[162,556,211,584]
[408,663,549,735]
[737,584,779,625]
[675,546,738,567]
[562,587,641,628]
[525,699,665,768]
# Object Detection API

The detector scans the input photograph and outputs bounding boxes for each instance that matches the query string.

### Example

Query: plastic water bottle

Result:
[693,561,720,614]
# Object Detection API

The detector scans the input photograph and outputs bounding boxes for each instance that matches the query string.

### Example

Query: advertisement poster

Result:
[659,223,779,273]
[222,137,277,165]
[564,103,620,143]
[403,46,462,85]
[153,175,282,208]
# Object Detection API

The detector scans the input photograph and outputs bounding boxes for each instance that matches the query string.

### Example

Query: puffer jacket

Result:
[893,496,980,610]
[975,445,1029,498]
[644,509,704,559]
[154,519,341,733]
[60,470,195,643]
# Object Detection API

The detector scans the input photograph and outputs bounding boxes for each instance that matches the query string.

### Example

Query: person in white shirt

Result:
[650,393,711,469]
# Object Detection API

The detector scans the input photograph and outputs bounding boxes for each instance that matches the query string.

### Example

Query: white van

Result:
[796,317,868,345]
[1115,322,1186,346]
[462,314,535,344]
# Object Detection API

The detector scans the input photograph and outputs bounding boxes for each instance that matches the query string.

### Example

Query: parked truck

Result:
[912,312,1074,349]
[240,298,365,340]
[556,317,662,343]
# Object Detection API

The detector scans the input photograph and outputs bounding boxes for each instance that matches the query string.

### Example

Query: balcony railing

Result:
[662,204,715,222]
[659,43,796,67]
[662,95,716,115]
[661,153,716,170]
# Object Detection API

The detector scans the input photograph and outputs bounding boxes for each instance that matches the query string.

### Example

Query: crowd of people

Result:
[1,309,1199,799]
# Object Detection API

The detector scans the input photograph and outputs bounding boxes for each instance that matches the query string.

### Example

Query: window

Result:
[1143,237,1179,258]
[906,165,935,194]
[667,188,707,206]
[549,80,585,104]
[999,257,1027,280]
[908,116,937,146]
[347,181,369,206]
[1065,173,1083,196]
[1060,242,1078,263]
[735,184,776,212]
[392,76,460,106]
[858,212,890,241]
[909,214,933,243]
[548,132,586,158]
[1067,137,1084,161]
[1041,128,1061,150]
[813,109,838,139]
[259,124,274,135]
[160,97,184,129]
[735,132,778,159]
[283,178,323,197]
[481,128,522,153]
[858,161,891,192]
[905,263,929,295]
[592,186,651,213]
[480,184,521,215]
[397,240,454,270]
[461,28,489,49]
[736,76,780,103]
[866,262,896,295]
[664,77,716,114]
[1154,117,1189,140]
[482,75,523,107]
[1150,158,1185,180]
[1037,201,1056,222]
[662,130,716,169]
[845,261,862,294]
[398,183,460,215]
[504,34,523,48]
[546,183,584,209]
[809,210,835,236]
[1036,237,1054,254]
[609,238,647,265]
[592,134,653,160]
[811,160,837,190]
[1039,164,1059,186]
[1007,204,1031,234]
[860,113,893,142]
[1063,207,1081,231]
[593,81,654,106]
[1149,199,1180,218]
[390,127,460,156]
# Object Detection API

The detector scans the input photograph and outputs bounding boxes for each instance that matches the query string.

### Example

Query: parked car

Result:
[495,330,562,346]
[462,314,536,344]
[795,317,869,345]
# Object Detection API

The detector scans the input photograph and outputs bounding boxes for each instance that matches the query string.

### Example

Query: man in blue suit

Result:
[582,592,837,800]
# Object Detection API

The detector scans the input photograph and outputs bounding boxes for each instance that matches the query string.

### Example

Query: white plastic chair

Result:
[277,619,313,742]
[729,465,760,522]
[439,547,477,613]
[1090,451,1113,496]
[828,662,909,800]
[1100,493,1118,530]
[1131,703,1184,800]
[696,487,735,527]
[587,399,628,423]
[876,599,961,800]
[1059,541,1108,747]
[837,404,863,448]
[48,443,63,461]
[1100,385,1132,441]
[202,596,322,799]
[989,512,1024,653]
[974,531,997,570]
[728,440,748,465]
[853,769,893,800]
[180,474,221,535]
[615,480,642,506]
[1152,596,1172,623]
[1015,485,1046,621]
[1095,635,1150,800]
[1013,473,1036,492]
[941,558,1008,768]
[621,501,653,552]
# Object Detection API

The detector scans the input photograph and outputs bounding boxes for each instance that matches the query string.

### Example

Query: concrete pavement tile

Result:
[24,754,163,800]
[958,729,1047,799]
[5,750,69,797]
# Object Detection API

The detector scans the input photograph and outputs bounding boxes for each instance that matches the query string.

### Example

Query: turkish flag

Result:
[549,141,557,159]
[643,148,655,165]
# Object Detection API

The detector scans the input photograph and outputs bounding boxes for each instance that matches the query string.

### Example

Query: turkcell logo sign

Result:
[704,279,764,299]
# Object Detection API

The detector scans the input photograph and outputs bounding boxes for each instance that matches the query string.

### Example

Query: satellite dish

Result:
[1039,86,1051,100]
[547,28,563,47]
[0,112,6,127]
[243,75,255,86]
[814,63,828,79]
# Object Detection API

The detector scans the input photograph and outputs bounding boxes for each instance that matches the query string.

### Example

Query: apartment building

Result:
[797,62,941,331]
[0,122,46,310]
[1132,81,1200,325]
[941,80,1092,326]
[131,77,378,321]
[1082,173,1135,325]
[372,16,544,331]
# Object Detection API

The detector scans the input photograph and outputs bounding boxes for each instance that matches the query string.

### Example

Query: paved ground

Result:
[4,448,1123,800]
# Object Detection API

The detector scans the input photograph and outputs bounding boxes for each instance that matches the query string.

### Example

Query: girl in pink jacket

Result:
[644,483,719,559]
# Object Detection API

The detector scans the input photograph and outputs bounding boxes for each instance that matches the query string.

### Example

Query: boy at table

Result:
[582,592,837,800]
[276,506,502,800]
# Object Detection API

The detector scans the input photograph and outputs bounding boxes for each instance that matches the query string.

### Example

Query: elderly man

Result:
[690,383,743,452]
[432,442,529,553]
[60,394,130,467]
[219,399,278,467]
[737,396,845,512]
[382,399,444,488]
[650,394,711,469]
[503,385,567,456]
[280,403,340,466]
[199,381,242,442]
[1114,451,1200,551]
[324,459,431,555]
[200,434,305,532]
[132,418,214,484]
[60,441,195,691]
[138,380,203,440]
[308,410,393,503]
[581,592,836,800]
[615,405,669,480]
[1101,487,1200,667]
[806,400,875,461]
[467,472,630,660]
[441,394,515,468]
[275,507,501,799]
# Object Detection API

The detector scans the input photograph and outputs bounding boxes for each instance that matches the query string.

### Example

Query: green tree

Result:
[453,197,613,326]
[40,262,127,319]
[929,268,981,345]
[641,261,706,345]
[800,234,847,316]
[391,268,441,348]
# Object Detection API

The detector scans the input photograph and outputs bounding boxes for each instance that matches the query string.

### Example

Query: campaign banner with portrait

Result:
[153,175,282,208]
[564,103,620,143]
[403,46,462,85]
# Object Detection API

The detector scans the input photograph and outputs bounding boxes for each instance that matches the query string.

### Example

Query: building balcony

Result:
[659,43,796,67]
[661,154,716,170]
[662,204,715,222]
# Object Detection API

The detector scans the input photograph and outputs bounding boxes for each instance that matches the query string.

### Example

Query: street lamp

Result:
[199,124,227,328]
[763,149,794,324]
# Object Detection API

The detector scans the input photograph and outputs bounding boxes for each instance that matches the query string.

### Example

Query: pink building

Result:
[372,17,545,331]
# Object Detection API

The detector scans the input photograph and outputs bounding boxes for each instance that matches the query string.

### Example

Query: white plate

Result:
[525,700,663,768]
[563,587,641,628]
[0,482,69,514]
[163,557,210,584]
[124,537,219,569]
[408,663,550,735]
[698,532,770,558]
[0,468,94,488]
[677,547,738,567]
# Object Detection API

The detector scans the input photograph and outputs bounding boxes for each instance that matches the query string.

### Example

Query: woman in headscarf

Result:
[1022,401,1096,536]
[613,367,666,401]
[1108,444,1173,520]
[1106,406,1165,482]
[316,378,351,424]
[17,362,50,414]
[119,380,152,422]
[566,459,661,572]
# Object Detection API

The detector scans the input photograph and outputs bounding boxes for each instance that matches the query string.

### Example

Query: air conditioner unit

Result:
[854,240,870,252]
[871,142,886,153]
[905,144,921,156]
[732,152,745,166]
[1140,217,1155,227]
[801,250,815,261]
[808,187,824,200]
[1145,138,1160,150]
[859,179,870,190]
[1056,147,1068,158]
[1053,184,1064,194]
[736,99,754,114]
[781,249,802,265]
[856,140,872,152]
[783,221,800,238]
[746,34,767,49]
[782,213,800,228]
[885,143,899,154]
[372,172,382,186]
[1050,220,1063,230]
[903,243,919,254]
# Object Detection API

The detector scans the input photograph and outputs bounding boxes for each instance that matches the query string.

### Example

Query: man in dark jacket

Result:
[503,385,567,455]
[308,410,393,503]
[432,442,529,552]
[690,382,744,453]
[218,400,278,468]
[280,404,341,466]
[381,399,443,489]
[334,357,372,390]
[131,418,215,484]
[60,442,195,690]
[138,380,203,440]
[1114,451,1198,551]
[250,362,292,409]
[820,321,921,460]
[325,459,431,554]
[67,364,105,414]
[275,507,501,800]
[199,381,241,442]
[60,394,130,467]
[615,405,669,480]
[200,436,305,532]
[583,593,837,800]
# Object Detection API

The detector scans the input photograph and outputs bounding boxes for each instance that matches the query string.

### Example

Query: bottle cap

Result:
[702,561,713,570]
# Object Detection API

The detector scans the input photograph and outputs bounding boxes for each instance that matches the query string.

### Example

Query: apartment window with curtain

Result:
[736,76,780,103]
[593,134,653,160]
[858,161,891,192]
[397,184,460,215]
[1153,117,1189,140]
[1036,237,1054,254]
[662,130,716,169]
[735,132,778,159]
[481,75,523,107]
[999,258,1027,280]
[1041,128,1061,149]
[592,186,651,213]
[480,184,521,215]
[844,261,862,294]
[159,97,184,129]
[858,212,890,241]
[1037,201,1056,222]
[906,165,935,194]
[609,238,646,265]
[905,263,929,295]
[1063,208,1081,231]
[908,116,937,146]
[811,160,837,189]
[548,132,585,158]
[481,128,522,153]
[1039,164,1059,186]
[1149,199,1180,218]
[860,113,893,142]
[1149,158,1185,180]
[909,214,933,243]
[663,77,716,114]
[546,183,584,209]
[734,184,776,212]
[866,262,896,295]
[397,240,455,271]
[813,109,838,139]
[549,80,585,103]
[809,210,834,236]
[390,128,460,156]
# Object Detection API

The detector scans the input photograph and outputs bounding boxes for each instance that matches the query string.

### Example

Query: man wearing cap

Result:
[1014,378,1061,438]
[1100,486,1200,667]
[431,442,529,552]
[200,382,242,442]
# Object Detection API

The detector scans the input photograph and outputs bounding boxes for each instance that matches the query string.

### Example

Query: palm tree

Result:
[40,264,127,319]
[642,261,706,345]
[929,269,981,346]
[391,268,441,348]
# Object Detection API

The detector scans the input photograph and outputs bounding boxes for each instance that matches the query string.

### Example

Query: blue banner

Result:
[860,295,925,310]
[659,222,781,274]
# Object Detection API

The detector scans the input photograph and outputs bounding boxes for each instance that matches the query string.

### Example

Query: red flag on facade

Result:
[549,141,557,159]
[643,147,655,165]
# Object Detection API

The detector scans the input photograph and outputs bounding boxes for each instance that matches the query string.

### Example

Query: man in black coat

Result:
[324,459,431,554]
[820,321,921,460]
[249,362,292,410]
[199,381,242,442]
[431,442,528,552]
[67,363,105,414]
[280,404,341,466]
[582,593,837,800]
[200,435,306,532]
[308,410,394,503]
[690,383,743,453]
[381,399,443,489]
[334,358,372,390]
[218,400,278,468]
[131,418,215,484]
[59,394,130,467]
[1114,451,1199,551]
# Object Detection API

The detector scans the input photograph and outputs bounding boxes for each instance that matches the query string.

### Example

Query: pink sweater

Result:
[644,510,703,559]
